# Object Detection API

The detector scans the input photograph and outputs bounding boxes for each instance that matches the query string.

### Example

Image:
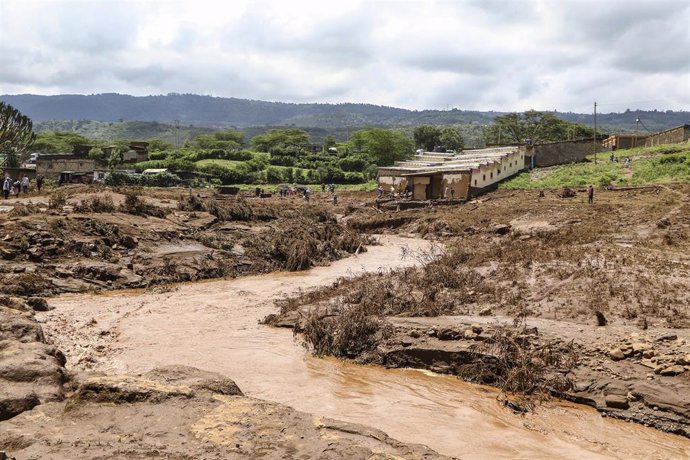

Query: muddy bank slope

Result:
[272,186,690,438]
[0,365,445,460]
[32,236,690,459]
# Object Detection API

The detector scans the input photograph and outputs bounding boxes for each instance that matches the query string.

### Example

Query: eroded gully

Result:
[39,235,690,459]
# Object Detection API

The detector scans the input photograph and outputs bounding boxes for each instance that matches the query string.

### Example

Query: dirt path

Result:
[39,235,690,459]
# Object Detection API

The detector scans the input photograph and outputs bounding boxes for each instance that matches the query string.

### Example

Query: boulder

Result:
[609,348,626,361]
[659,365,685,376]
[463,329,479,340]
[604,394,630,410]
[437,328,461,341]
[632,342,652,354]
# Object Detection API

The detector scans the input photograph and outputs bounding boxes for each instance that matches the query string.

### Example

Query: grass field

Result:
[501,142,690,190]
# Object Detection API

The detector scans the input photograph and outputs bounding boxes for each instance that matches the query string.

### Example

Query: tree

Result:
[0,102,36,167]
[349,128,414,166]
[146,138,173,152]
[485,110,594,145]
[251,128,309,152]
[88,146,104,160]
[413,125,441,151]
[323,135,337,150]
[188,130,244,150]
[439,126,464,151]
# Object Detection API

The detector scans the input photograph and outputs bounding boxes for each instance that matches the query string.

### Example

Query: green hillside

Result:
[501,143,690,189]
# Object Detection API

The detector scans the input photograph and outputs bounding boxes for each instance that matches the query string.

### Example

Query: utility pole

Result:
[593,102,597,164]
[174,119,180,149]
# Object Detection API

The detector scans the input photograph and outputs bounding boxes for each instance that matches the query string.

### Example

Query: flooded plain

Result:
[40,235,690,459]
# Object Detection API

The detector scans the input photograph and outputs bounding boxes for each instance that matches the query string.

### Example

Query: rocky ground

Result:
[0,185,368,296]
[0,297,66,422]
[0,364,446,459]
[268,185,690,438]
[2,183,690,457]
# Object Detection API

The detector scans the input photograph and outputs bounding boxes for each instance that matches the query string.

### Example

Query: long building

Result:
[377,146,524,201]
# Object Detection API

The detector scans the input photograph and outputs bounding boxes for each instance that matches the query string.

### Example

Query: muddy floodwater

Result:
[40,235,690,459]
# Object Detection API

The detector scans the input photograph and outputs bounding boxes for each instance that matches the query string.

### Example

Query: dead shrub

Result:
[300,303,392,358]
[120,192,167,218]
[48,192,67,210]
[75,195,116,213]
[348,215,413,232]
[463,323,577,407]
[8,203,41,217]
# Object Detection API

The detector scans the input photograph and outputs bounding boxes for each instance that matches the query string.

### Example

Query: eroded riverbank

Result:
[33,235,690,459]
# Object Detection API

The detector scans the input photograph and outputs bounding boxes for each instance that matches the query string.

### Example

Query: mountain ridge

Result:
[1,93,688,133]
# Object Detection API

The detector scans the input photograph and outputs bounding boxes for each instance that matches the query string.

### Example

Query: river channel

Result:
[40,235,690,459]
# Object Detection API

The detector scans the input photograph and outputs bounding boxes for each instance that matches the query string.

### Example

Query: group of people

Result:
[609,152,632,167]
[320,183,337,194]
[2,174,43,199]
[377,184,412,199]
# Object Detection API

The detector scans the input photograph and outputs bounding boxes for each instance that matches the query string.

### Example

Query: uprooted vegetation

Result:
[461,322,578,409]
[269,184,690,414]
[0,188,370,296]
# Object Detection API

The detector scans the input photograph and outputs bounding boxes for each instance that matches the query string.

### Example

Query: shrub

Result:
[75,195,116,213]
[301,303,391,358]
[119,192,167,218]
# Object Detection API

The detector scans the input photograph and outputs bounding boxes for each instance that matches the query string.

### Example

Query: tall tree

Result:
[349,128,414,166]
[439,126,464,151]
[0,102,36,167]
[250,128,309,152]
[485,110,594,145]
[413,125,442,151]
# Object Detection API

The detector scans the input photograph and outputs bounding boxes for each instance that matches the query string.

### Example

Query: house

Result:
[602,134,648,150]
[35,154,96,180]
[377,147,524,200]
[122,141,150,163]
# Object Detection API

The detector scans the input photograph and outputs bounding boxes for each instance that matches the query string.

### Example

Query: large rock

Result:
[604,394,630,410]
[0,300,66,421]
[0,307,44,343]
[0,366,449,459]
[609,348,626,361]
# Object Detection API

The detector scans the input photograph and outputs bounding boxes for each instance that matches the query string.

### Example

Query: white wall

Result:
[470,151,523,189]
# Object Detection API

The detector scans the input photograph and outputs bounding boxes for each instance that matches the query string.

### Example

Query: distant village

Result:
[2,123,689,200]
[376,123,689,200]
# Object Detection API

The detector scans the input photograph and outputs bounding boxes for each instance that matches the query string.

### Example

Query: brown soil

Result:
[3,185,690,458]
[0,185,368,296]
[271,185,690,438]
[0,365,444,459]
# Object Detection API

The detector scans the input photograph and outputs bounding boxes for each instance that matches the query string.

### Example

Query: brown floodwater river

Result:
[40,235,690,459]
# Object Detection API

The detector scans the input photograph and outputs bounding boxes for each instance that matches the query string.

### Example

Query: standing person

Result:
[443,186,449,199]
[2,176,11,199]
[321,182,325,193]
[450,188,455,200]
[21,175,29,194]
[36,174,44,192]
[13,179,20,196]
[588,185,594,204]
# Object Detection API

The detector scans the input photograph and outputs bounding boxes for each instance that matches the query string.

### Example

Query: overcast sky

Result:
[1,0,688,112]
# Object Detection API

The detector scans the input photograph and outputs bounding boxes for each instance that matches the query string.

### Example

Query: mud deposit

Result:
[25,236,690,459]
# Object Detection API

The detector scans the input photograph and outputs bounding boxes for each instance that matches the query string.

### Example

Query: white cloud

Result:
[0,0,688,111]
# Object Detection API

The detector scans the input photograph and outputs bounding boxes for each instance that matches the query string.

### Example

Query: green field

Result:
[501,143,690,190]
[195,159,244,169]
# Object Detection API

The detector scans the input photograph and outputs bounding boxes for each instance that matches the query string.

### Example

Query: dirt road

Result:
[39,235,690,459]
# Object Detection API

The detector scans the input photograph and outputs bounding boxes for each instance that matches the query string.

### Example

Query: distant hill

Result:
[2,93,688,135]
